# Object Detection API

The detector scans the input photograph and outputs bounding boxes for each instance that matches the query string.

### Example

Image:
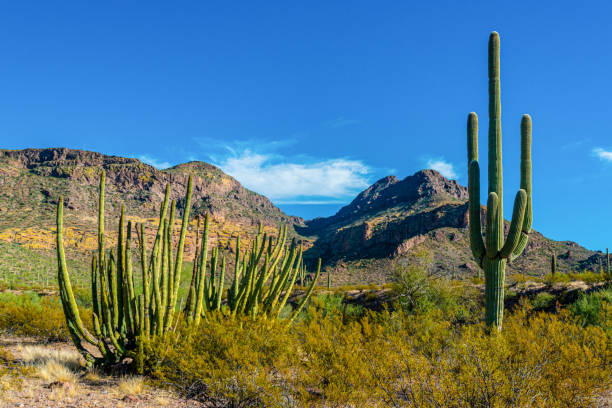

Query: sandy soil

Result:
[0,336,203,408]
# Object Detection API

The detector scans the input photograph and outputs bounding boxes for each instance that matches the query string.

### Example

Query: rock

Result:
[303,169,600,278]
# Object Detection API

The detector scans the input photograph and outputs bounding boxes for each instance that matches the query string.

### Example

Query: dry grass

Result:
[35,360,78,383]
[12,344,81,384]
[83,367,103,382]
[117,375,147,396]
[15,344,83,371]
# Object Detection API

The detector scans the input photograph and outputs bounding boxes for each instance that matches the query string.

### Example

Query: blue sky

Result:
[1,1,612,250]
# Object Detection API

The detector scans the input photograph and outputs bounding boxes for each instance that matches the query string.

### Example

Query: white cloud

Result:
[426,159,457,179]
[593,148,612,161]
[215,149,371,201]
[138,155,172,170]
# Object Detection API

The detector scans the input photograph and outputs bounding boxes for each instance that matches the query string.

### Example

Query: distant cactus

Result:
[551,252,557,276]
[467,32,532,329]
[57,172,320,370]
[599,258,603,274]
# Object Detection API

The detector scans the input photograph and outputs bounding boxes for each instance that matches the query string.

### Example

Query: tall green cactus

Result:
[57,172,320,369]
[57,171,193,368]
[551,252,557,276]
[467,32,532,329]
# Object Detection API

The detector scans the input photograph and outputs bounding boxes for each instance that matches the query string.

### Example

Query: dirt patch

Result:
[0,336,203,407]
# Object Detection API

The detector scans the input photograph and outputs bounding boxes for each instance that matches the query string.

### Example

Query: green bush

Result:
[0,293,90,342]
[392,254,480,324]
[147,304,609,407]
[531,292,556,311]
[570,288,612,327]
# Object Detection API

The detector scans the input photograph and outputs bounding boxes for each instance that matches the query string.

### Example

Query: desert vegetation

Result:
[0,30,611,408]
[0,261,610,406]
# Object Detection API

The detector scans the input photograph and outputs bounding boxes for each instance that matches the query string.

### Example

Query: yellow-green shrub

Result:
[148,304,610,407]
[0,294,91,342]
[147,314,301,406]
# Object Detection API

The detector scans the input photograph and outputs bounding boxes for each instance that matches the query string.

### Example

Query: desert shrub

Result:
[531,291,556,311]
[311,294,344,316]
[147,314,301,407]
[509,273,542,284]
[545,270,608,284]
[0,294,90,342]
[392,258,480,324]
[146,304,609,407]
[0,347,30,395]
[570,288,612,327]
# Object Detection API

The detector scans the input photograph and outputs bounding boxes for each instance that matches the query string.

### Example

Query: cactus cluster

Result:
[467,32,533,329]
[56,172,320,369]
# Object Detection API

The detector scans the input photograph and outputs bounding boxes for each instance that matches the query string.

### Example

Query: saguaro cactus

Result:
[551,252,557,276]
[467,32,532,329]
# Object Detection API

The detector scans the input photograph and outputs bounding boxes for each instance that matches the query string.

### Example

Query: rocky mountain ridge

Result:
[0,148,304,257]
[302,169,602,283]
[0,148,604,285]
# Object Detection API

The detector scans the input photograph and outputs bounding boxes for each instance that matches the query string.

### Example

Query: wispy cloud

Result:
[217,149,371,201]
[325,117,361,129]
[593,148,612,161]
[140,139,375,204]
[138,155,172,169]
[426,158,457,179]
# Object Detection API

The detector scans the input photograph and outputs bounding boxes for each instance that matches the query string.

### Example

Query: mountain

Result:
[0,148,304,258]
[0,148,604,287]
[302,170,602,285]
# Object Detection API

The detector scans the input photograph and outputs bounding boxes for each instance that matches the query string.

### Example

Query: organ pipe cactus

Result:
[467,32,532,329]
[57,172,193,368]
[57,172,320,369]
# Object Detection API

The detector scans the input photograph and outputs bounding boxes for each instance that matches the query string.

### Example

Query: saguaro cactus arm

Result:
[510,115,532,261]
[467,112,485,264]
[499,189,527,258]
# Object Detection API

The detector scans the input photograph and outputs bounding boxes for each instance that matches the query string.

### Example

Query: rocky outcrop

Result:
[304,169,601,278]
[0,148,302,226]
[307,170,467,232]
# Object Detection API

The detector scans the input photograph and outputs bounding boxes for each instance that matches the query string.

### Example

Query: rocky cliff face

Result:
[303,170,601,283]
[0,148,302,224]
[307,170,467,232]
[0,148,304,256]
[0,149,603,285]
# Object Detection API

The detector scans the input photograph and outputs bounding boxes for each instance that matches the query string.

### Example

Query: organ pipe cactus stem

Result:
[56,196,98,347]
[467,31,532,329]
[193,213,210,327]
[57,171,320,370]
[287,258,321,326]
[57,172,195,367]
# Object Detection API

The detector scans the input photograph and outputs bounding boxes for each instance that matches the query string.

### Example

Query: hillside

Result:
[302,170,603,285]
[0,148,605,288]
[0,148,305,261]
